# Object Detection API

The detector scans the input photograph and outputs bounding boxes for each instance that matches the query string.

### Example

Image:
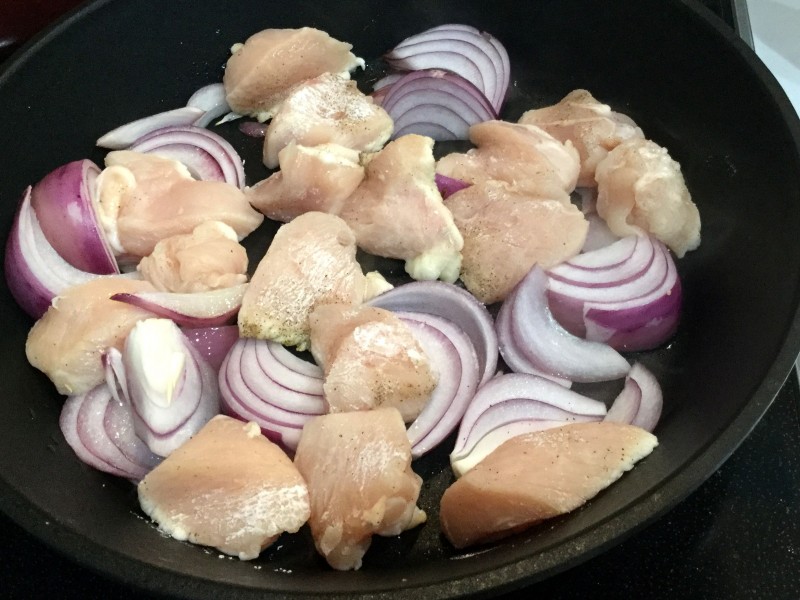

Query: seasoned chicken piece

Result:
[137,221,248,293]
[340,134,464,283]
[223,27,364,121]
[293,408,427,570]
[595,138,700,257]
[26,277,157,395]
[440,422,657,549]
[436,120,581,200]
[246,143,365,222]
[309,304,437,422]
[96,151,263,258]
[138,415,310,560]
[444,180,588,304]
[518,89,644,187]
[263,73,393,169]
[238,212,370,350]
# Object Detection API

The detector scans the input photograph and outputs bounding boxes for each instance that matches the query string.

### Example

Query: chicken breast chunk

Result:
[263,73,392,169]
[595,138,701,257]
[309,304,437,422]
[138,415,310,560]
[518,89,644,187]
[440,421,657,549]
[293,408,426,570]
[223,27,364,121]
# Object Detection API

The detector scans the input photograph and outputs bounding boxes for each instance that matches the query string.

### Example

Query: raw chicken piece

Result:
[238,212,370,350]
[137,221,248,293]
[518,89,644,187]
[293,408,427,570]
[436,120,581,200]
[340,134,464,283]
[26,277,157,395]
[138,415,310,560]
[96,151,263,258]
[444,180,588,304]
[223,27,364,121]
[595,138,701,257]
[246,142,365,222]
[440,421,657,549]
[309,304,437,422]
[263,73,393,169]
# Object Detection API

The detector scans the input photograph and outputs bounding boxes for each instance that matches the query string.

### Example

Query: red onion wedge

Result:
[384,24,510,113]
[435,173,471,199]
[605,362,663,432]
[5,187,100,318]
[96,107,205,150]
[219,337,325,452]
[187,83,231,128]
[60,383,162,481]
[450,373,606,477]
[30,160,119,274]
[129,125,246,188]
[367,280,498,387]
[378,69,496,141]
[111,283,247,328]
[547,234,682,351]
[182,325,240,372]
[399,312,480,458]
[497,265,631,383]
[119,318,220,457]
[238,121,268,138]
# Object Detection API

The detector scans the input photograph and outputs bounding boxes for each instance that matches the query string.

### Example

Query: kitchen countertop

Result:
[2,1,800,599]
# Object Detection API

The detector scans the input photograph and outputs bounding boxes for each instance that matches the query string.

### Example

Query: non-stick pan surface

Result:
[1,0,799,598]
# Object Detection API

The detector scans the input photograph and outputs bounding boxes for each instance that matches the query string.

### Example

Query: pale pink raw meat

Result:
[25,277,157,395]
[444,180,588,304]
[263,73,392,168]
[340,134,463,283]
[137,221,248,293]
[293,407,426,570]
[95,151,263,258]
[436,120,581,200]
[309,304,437,423]
[246,142,365,222]
[223,27,363,121]
[518,89,644,187]
[595,138,701,257]
[138,415,310,560]
[440,421,657,549]
[237,212,371,350]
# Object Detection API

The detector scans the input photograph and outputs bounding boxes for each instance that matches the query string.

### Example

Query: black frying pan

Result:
[1,0,799,598]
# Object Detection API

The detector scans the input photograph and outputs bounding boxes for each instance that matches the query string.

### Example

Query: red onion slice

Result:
[238,121,268,138]
[129,126,246,189]
[120,319,220,457]
[399,313,480,458]
[367,281,498,387]
[379,70,496,141]
[60,384,160,480]
[499,265,631,382]
[218,337,324,452]
[5,187,100,318]
[494,288,572,388]
[605,363,663,432]
[30,160,119,274]
[385,24,510,112]
[434,173,471,199]
[111,283,247,328]
[181,325,240,372]
[450,373,607,476]
[60,391,136,479]
[187,83,231,128]
[547,235,682,351]
[96,107,205,150]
